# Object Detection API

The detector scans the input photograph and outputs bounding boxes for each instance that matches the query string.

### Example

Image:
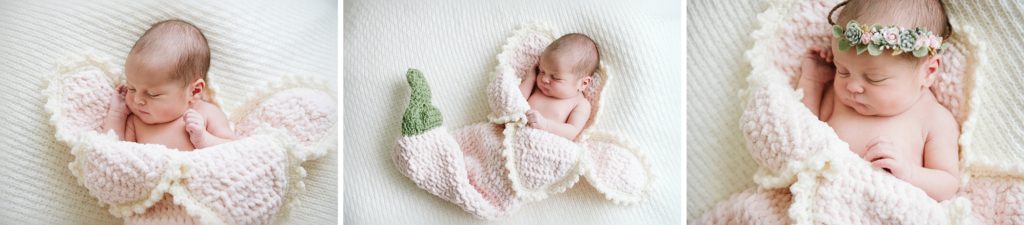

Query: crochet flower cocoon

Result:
[392,23,653,220]
[44,55,337,225]
[695,0,1024,224]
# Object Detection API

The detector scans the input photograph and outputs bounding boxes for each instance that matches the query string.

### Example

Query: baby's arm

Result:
[519,65,537,99]
[864,115,961,201]
[797,47,836,120]
[526,100,591,141]
[184,101,237,148]
[904,114,961,201]
[101,84,130,139]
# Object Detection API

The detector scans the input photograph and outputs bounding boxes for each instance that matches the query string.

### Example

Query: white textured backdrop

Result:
[343,0,681,224]
[686,0,766,222]
[0,0,338,224]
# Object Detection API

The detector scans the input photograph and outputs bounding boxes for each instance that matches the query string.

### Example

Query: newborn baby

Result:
[101,20,236,151]
[518,33,600,141]
[798,0,960,201]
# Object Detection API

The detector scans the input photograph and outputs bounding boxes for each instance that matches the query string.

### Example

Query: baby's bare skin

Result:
[101,49,235,151]
[122,101,231,151]
[798,44,960,201]
[519,47,592,141]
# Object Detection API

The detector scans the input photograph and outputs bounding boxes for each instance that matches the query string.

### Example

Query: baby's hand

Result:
[799,46,836,84]
[183,109,209,148]
[863,136,913,179]
[107,84,130,118]
[524,64,538,80]
[525,110,546,129]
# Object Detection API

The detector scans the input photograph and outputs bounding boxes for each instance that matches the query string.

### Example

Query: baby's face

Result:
[535,52,591,99]
[831,44,935,116]
[123,55,195,125]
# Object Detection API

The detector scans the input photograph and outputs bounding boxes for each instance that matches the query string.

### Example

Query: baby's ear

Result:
[922,56,941,87]
[191,79,206,99]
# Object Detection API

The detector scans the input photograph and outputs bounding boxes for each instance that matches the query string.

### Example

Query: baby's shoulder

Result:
[922,99,958,135]
[192,100,227,116]
[574,96,592,110]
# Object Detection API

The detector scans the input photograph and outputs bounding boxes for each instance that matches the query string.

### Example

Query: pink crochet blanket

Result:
[694,0,1023,224]
[44,56,337,225]
[392,23,654,219]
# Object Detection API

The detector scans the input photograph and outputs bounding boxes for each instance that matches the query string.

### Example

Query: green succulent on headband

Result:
[832,20,949,57]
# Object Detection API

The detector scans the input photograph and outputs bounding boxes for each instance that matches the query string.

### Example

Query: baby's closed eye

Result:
[837,71,851,78]
[867,77,889,83]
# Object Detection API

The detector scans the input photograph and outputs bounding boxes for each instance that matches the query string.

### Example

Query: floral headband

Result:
[832,20,949,57]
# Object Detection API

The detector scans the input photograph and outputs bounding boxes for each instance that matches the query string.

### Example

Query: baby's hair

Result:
[828,0,951,63]
[129,19,216,103]
[545,33,601,77]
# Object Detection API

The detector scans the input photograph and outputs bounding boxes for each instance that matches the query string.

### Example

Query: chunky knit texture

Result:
[693,0,1024,224]
[392,23,654,220]
[43,56,337,225]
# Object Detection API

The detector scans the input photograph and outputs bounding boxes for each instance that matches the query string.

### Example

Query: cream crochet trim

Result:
[581,131,655,204]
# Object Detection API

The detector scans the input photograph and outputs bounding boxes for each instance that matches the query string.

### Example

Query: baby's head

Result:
[535,33,600,99]
[124,19,210,125]
[829,0,949,116]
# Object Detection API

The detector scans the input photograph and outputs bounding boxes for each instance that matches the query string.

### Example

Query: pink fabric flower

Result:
[914,38,927,49]
[861,32,871,44]
[929,36,942,49]
[881,27,899,45]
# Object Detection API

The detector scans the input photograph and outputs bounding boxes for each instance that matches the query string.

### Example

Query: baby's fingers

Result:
[862,144,894,162]
[871,158,896,174]
[805,47,821,58]
[862,150,889,163]
[821,48,833,62]
[182,110,198,122]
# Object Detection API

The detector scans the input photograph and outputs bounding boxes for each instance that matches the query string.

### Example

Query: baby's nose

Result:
[846,82,864,94]
[133,94,146,105]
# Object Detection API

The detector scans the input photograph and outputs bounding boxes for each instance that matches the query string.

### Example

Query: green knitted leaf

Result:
[401,68,443,136]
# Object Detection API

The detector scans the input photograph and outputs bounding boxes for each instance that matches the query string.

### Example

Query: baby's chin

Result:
[133,111,180,125]
[846,102,910,117]
[842,100,878,116]
[542,89,581,99]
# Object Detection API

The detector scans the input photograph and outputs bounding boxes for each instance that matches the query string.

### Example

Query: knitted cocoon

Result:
[44,55,337,225]
[393,22,654,219]
[696,0,1023,224]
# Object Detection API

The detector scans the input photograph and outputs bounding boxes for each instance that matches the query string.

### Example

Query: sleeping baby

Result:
[518,33,599,141]
[797,0,960,201]
[101,19,236,151]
